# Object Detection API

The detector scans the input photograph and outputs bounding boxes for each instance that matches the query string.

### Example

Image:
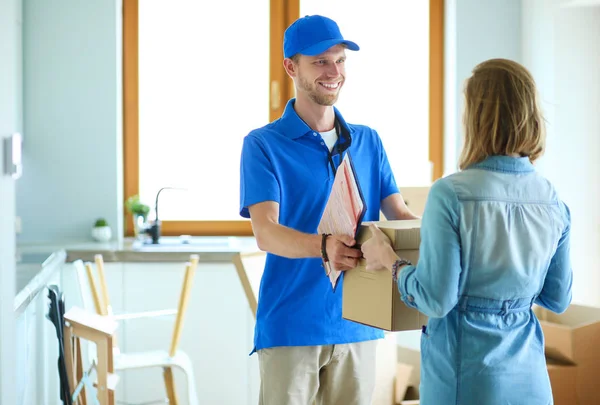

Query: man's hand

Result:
[326,235,363,271]
[361,224,398,271]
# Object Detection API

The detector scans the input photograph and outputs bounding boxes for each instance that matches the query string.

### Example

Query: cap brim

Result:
[299,39,360,56]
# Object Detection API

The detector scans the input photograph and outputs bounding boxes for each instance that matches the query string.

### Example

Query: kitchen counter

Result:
[17,236,260,263]
[15,236,260,313]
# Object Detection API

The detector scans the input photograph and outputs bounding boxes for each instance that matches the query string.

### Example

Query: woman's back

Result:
[450,155,566,301]
[416,156,572,405]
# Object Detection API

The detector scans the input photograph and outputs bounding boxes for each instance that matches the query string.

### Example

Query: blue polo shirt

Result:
[239,98,399,351]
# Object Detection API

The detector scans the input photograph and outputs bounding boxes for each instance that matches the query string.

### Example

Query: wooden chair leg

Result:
[163,367,179,405]
[75,339,87,405]
[63,325,77,403]
[95,339,110,405]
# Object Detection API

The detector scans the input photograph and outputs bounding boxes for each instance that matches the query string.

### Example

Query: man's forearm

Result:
[254,222,323,259]
[381,193,421,220]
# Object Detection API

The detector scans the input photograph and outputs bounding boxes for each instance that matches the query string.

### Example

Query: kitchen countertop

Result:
[15,236,260,314]
[18,235,260,263]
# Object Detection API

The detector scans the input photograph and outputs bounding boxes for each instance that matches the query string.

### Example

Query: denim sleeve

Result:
[239,135,280,219]
[398,178,461,318]
[534,202,573,314]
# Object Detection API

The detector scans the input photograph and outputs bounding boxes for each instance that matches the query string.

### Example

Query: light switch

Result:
[3,133,22,179]
[15,216,22,234]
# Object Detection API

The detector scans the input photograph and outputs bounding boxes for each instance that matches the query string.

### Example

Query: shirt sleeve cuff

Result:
[397,265,418,309]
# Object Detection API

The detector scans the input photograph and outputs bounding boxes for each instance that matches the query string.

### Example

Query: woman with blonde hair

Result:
[361,59,572,404]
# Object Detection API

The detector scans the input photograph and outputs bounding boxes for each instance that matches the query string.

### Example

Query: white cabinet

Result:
[15,268,61,405]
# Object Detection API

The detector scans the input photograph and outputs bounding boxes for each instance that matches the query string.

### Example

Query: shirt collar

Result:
[279,98,354,141]
[468,155,535,173]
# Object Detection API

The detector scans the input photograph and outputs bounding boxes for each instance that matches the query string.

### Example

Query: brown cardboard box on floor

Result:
[396,345,421,403]
[547,360,577,405]
[395,363,414,404]
[535,304,600,364]
[343,220,428,331]
[535,304,600,404]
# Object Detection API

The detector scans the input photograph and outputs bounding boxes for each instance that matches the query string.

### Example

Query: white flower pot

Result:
[91,226,112,242]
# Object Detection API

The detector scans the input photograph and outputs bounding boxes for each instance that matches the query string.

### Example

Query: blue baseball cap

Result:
[283,15,360,59]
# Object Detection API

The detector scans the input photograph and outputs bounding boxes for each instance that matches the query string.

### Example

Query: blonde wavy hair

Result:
[459,58,546,170]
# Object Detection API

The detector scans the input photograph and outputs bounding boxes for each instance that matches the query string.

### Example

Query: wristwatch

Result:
[391,258,412,283]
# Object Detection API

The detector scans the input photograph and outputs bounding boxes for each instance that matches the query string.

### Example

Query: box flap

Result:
[364,219,422,230]
[361,220,421,250]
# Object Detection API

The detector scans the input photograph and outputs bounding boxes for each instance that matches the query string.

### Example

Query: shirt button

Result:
[408,295,415,303]
[313,132,318,136]
[321,142,325,146]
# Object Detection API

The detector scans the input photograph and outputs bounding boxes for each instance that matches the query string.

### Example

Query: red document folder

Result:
[318,153,367,290]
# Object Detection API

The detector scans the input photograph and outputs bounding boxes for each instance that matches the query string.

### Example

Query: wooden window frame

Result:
[123,0,443,237]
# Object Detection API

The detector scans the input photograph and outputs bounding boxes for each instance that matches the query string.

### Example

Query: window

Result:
[123,0,444,236]
[300,1,431,186]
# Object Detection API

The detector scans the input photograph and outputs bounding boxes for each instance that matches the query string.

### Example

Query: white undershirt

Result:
[320,127,338,152]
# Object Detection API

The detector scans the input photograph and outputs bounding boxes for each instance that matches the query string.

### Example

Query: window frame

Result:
[122,0,443,237]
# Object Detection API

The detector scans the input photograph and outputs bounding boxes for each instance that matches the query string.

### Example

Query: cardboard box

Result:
[395,363,415,404]
[396,345,421,400]
[547,360,577,405]
[343,220,428,331]
[535,304,600,364]
[535,304,600,404]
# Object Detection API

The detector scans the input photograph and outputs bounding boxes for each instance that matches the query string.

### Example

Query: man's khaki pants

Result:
[257,340,378,405]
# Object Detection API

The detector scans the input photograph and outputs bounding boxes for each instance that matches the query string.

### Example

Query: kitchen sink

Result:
[131,236,244,252]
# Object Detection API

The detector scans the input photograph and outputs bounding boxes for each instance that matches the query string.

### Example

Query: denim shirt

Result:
[398,155,572,405]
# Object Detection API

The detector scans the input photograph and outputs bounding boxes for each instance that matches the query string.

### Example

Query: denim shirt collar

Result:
[279,98,354,141]
[468,155,535,173]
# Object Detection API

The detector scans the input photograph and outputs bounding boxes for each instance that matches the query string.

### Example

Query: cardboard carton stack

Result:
[535,304,600,404]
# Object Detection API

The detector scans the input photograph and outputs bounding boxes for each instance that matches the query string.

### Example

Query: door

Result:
[0,0,21,403]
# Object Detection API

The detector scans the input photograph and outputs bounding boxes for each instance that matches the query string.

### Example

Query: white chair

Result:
[74,254,200,405]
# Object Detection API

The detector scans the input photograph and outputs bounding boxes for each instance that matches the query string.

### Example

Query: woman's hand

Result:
[360,224,399,271]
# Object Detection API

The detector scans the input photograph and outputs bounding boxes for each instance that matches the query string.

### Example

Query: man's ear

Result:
[283,58,297,78]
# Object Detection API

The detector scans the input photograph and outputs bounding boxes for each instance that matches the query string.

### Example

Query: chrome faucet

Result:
[146,186,185,244]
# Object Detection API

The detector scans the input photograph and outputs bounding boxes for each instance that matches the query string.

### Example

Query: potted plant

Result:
[91,218,112,242]
[125,194,150,237]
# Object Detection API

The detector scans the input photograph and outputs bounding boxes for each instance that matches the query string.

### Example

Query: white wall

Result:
[522,0,600,306]
[0,0,21,403]
[444,0,523,175]
[18,0,123,244]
